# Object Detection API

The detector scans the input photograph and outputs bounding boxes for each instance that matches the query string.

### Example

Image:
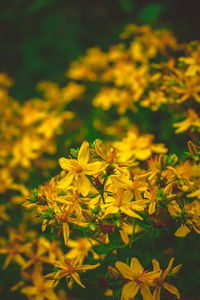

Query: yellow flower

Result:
[102,189,145,220]
[110,174,148,201]
[144,186,158,215]
[55,204,86,246]
[95,139,134,168]
[141,90,168,111]
[21,263,58,300]
[152,257,181,299]
[59,141,106,196]
[45,255,100,288]
[66,237,99,264]
[168,200,200,237]
[116,257,160,300]
[114,128,167,161]
[171,75,200,104]
[173,109,200,133]
[0,227,31,269]
[21,237,50,270]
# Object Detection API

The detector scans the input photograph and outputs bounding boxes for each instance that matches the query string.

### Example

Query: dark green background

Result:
[1,0,200,101]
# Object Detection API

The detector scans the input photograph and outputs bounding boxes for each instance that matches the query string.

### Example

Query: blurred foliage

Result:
[0,0,199,100]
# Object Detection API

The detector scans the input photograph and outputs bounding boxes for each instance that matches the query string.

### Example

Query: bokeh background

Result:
[1,0,200,101]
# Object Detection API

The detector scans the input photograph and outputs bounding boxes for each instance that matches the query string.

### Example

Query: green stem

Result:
[129,220,136,248]
[117,229,150,249]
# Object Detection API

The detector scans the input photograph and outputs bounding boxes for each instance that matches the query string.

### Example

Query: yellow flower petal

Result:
[76,173,90,196]
[104,206,119,216]
[21,286,37,295]
[140,286,154,300]
[135,149,151,160]
[130,257,144,275]
[63,222,70,245]
[120,207,143,220]
[153,287,161,300]
[59,158,72,171]
[76,263,100,271]
[152,259,161,272]
[84,161,106,175]
[95,139,107,160]
[175,224,190,237]
[71,272,85,288]
[148,202,156,215]
[121,281,140,300]
[163,282,180,299]
[115,261,134,280]
[162,257,174,279]
[78,141,90,165]
[59,172,75,189]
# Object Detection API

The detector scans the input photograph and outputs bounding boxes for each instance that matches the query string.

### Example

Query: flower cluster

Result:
[20,138,200,299]
[1,24,200,300]
[68,25,200,135]
[0,73,84,197]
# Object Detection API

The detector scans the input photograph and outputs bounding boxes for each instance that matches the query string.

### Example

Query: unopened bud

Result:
[187,140,197,156]
[171,264,182,275]
[114,220,121,228]
[90,223,96,231]
[158,154,165,169]
[108,266,120,279]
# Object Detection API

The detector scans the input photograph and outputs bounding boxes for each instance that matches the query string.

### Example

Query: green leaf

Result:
[140,4,165,23]
[118,0,134,14]
[113,288,122,300]
[70,148,79,158]
[29,0,54,14]
[93,245,114,255]
[108,230,121,247]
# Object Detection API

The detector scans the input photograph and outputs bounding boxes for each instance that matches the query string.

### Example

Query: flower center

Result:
[73,162,83,173]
